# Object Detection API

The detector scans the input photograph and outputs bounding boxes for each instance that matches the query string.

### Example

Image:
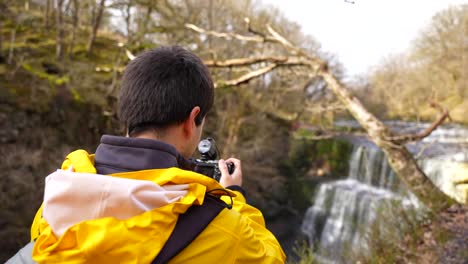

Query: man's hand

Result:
[219,158,242,187]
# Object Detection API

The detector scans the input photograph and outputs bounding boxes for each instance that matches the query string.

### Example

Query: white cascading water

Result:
[300,123,468,263]
[301,146,419,262]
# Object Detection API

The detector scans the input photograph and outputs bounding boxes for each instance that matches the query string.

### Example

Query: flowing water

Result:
[300,122,468,263]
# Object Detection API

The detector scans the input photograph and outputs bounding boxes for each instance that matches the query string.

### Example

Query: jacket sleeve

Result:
[227,191,286,263]
[226,190,266,226]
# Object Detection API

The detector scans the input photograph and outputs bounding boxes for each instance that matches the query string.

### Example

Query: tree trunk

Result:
[208,0,213,49]
[8,26,16,64]
[68,0,79,57]
[87,0,106,55]
[55,0,65,61]
[0,21,3,57]
[222,118,245,158]
[319,68,453,211]
[135,3,153,43]
[45,0,51,29]
[64,0,73,13]
[124,2,132,43]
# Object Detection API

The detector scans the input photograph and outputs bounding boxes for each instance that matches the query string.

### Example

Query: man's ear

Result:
[183,106,201,138]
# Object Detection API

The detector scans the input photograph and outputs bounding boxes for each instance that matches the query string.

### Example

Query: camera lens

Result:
[198,139,212,154]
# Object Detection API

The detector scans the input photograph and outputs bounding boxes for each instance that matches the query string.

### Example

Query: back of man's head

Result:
[118,46,214,135]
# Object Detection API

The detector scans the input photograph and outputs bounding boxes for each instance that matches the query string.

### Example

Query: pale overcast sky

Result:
[261,0,466,78]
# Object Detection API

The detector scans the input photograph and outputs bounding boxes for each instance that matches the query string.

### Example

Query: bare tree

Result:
[7,23,17,64]
[0,2,16,64]
[87,0,107,55]
[0,2,11,59]
[208,0,213,49]
[139,2,154,41]
[123,1,132,43]
[55,0,66,61]
[0,21,3,58]
[45,0,52,29]
[186,22,455,212]
[68,0,80,57]
[365,5,467,123]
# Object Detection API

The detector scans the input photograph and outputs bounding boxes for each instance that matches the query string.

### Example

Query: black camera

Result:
[192,137,234,181]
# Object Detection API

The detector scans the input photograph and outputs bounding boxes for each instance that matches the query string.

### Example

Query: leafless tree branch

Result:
[185,23,267,43]
[205,56,286,67]
[204,56,313,68]
[217,63,278,87]
[385,101,451,144]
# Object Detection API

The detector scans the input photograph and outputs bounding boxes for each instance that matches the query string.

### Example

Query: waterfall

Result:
[300,145,419,262]
[300,122,468,262]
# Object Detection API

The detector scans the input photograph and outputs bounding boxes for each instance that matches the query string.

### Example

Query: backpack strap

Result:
[152,195,227,264]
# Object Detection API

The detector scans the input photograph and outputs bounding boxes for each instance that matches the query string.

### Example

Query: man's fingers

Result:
[219,158,242,187]
[218,159,229,174]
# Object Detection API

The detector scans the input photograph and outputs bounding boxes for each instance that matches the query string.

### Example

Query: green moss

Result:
[12,39,56,50]
[70,88,82,102]
[21,63,69,86]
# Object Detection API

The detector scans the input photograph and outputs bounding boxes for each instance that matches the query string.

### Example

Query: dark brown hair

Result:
[118,46,214,135]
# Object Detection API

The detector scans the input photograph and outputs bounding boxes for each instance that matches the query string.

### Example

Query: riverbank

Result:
[437,204,468,263]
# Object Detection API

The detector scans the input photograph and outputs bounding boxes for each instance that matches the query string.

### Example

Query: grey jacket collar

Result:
[94,135,195,175]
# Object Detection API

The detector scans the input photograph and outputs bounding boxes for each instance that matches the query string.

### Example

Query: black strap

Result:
[152,195,227,264]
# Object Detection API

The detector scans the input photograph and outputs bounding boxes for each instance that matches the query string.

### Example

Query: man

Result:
[8,46,285,263]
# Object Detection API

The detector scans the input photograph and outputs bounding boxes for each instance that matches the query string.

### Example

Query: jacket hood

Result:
[31,149,234,264]
[43,169,190,237]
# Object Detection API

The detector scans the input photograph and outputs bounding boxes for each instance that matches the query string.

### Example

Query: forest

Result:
[0,0,467,263]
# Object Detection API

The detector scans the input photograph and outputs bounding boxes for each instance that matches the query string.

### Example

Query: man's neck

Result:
[132,126,189,158]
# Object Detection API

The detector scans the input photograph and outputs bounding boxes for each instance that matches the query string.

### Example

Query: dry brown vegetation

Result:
[355,5,467,124]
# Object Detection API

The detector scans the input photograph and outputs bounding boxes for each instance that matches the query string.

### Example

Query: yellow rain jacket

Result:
[30,150,286,264]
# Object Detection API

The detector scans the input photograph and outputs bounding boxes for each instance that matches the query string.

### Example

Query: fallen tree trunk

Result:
[320,68,453,211]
